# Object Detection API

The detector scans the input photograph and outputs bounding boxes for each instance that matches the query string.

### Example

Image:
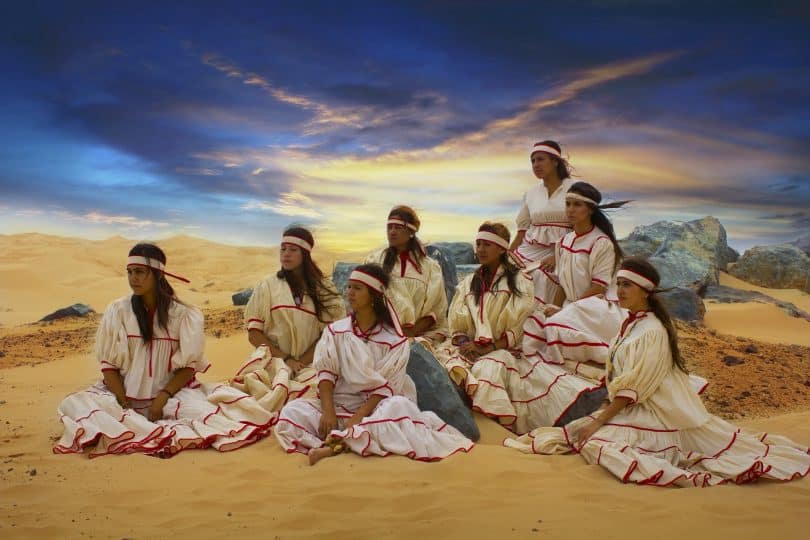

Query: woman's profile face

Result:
[565,198,593,227]
[127,265,156,297]
[347,281,373,312]
[531,152,557,180]
[475,239,504,266]
[280,243,304,271]
[616,277,648,312]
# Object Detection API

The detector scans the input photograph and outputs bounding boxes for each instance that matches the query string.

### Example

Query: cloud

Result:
[241,192,322,219]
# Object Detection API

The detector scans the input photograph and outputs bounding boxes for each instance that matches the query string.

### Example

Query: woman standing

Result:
[231,227,345,412]
[275,264,473,465]
[511,140,575,304]
[364,205,448,343]
[55,243,274,458]
[507,258,810,487]
[434,222,536,430]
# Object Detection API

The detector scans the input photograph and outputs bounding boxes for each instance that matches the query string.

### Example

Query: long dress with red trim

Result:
[275,316,473,460]
[231,274,345,412]
[364,248,448,344]
[54,296,274,458]
[433,266,536,429]
[513,178,574,304]
[506,313,810,487]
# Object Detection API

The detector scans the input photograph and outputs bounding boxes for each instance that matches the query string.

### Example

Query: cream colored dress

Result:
[514,178,574,304]
[507,312,810,487]
[364,248,448,343]
[433,266,536,428]
[54,297,275,458]
[231,274,345,412]
[275,317,474,460]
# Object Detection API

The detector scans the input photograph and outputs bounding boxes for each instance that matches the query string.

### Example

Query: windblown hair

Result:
[382,205,425,275]
[620,257,688,374]
[276,226,341,323]
[471,222,522,306]
[532,139,571,180]
[351,263,395,331]
[567,181,630,273]
[128,243,178,344]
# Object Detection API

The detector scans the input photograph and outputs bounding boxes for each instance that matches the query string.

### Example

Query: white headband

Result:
[348,269,404,337]
[530,143,562,159]
[387,217,418,232]
[281,235,313,252]
[617,269,655,292]
[475,231,509,250]
[566,192,599,206]
[127,256,190,283]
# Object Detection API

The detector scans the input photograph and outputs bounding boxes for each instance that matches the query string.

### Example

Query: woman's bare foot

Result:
[308,446,335,466]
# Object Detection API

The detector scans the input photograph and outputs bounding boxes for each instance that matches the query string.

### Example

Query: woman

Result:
[511,141,575,304]
[507,258,810,487]
[274,264,473,465]
[364,205,448,343]
[515,182,628,431]
[434,222,536,429]
[54,243,274,458]
[231,227,345,412]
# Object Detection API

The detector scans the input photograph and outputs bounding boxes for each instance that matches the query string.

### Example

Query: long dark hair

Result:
[352,263,395,330]
[532,140,572,180]
[382,205,425,275]
[128,243,177,343]
[568,181,630,273]
[620,257,688,374]
[471,222,522,306]
[276,226,340,323]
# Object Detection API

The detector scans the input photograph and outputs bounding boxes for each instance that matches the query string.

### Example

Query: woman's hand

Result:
[539,254,556,272]
[285,358,305,376]
[575,420,602,450]
[542,305,561,317]
[147,392,169,422]
[344,412,365,430]
[318,409,338,439]
[458,342,480,361]
[115,393,131,409]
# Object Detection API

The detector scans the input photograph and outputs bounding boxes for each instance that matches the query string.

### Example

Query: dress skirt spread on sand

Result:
[54,297,275,458]
[275,317,473,460]
[506,312,810,486]
[230,274,345,412]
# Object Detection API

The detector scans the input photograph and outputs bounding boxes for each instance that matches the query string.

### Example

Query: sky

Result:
[1,0,808,254]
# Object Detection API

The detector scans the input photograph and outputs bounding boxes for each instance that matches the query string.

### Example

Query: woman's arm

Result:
[147,367,195,422]
[248,329,286,358]
[318,380,338,438]
[345,394,384,429]
[402,315,435,338]
[103,370,129,408]
[574,396,632,448]
[577,283,606,301]
[509,230,526,251]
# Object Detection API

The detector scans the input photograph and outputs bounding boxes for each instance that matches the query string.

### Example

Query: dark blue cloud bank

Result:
[0,1,807,250]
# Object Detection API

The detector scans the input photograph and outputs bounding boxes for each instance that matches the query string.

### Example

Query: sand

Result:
[1,234,808,539]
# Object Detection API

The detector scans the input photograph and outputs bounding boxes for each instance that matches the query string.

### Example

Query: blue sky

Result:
[1,1,808,253]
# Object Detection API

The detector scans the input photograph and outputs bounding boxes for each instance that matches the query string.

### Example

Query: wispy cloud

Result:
[241,192,322,219]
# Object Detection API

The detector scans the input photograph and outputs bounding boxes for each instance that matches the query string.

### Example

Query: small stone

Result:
[0,351,5,357]
[722,355,744,366]
[744,344,758,354]
[29,468,37,476]
[227,512,232,517]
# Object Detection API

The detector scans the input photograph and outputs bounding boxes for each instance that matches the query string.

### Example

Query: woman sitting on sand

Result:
[433,222,536,430]
[231,227,345,412]
[363,205,448,343]
[510,140,575,305]
[274,264,473,464]
[506,257,810,486]
[515,181,629,431]
[54,243,274,458]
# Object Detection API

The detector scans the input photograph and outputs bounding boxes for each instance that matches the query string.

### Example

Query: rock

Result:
[425,244,459,305]
[620,216,737,288]
[658,287,705,322]
[0,351,5,358]
[39,304,94,322]
[331,262,359,294]
[744,344,758,354]
[722,355,744,366]
[406,342,479,441]
[231,288,253,306]
[729,244,810,292]
[791,233,810,256]
[430,242,476,265]
[456,264,479,281]
[28,468,37,477]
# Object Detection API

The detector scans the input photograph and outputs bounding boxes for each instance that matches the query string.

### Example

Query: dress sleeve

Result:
[607,328,672,405]
[421,257,448,325]
[95,301,129,373]
[244,278,271,333]
[515,194,530,232]
[448,278,474,340]
[497,274,537,348]
[175,305,209,373]
[313,326,340,385]
[589,237,615,289]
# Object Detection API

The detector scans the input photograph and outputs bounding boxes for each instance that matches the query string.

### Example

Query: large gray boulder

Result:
[791,233,810,256]
[658,287,705,322]
[620,216,738,288]
[456,264,478,281]
[729,244,810,292]
[39,304,94,322]
[425,244,458,304]
[705,284,810,321]
[331,262,359,294]
[232,288,253,306]
[406,342,479,441]
[430,242,476,265]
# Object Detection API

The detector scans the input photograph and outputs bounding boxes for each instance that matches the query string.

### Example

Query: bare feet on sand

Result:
[308,446,336,466]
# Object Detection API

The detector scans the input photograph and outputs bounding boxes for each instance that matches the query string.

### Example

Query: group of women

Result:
[55,140,810,486]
